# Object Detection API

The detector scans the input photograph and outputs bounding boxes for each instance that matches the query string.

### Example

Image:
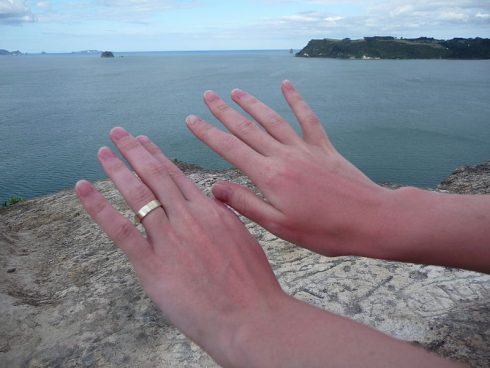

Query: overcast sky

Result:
[1,0,489,53]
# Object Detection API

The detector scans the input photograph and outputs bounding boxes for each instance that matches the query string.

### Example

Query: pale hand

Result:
[75,128,286,367]
[75,128,463,368]
[186,81,490,272]
[186,81,393,258]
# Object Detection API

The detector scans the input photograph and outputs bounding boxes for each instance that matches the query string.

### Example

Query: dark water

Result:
[0,51,489,203]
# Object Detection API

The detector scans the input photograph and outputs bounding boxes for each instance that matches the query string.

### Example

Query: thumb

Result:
[212,181,282,227]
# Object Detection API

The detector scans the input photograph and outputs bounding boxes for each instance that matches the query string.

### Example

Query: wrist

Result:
[372,186,490,271]
[224,291,296,368]
[328,184,405,260]
[370,186,428,261]
[212,290,292,368]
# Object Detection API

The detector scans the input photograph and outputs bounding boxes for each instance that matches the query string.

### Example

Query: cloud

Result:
[36,1,49,8]
[476,12,490,19]
[29,0,198,24]
[262,0,490,40]
[0,0,36,24]
[96,0,178,14]
[91,0,198,22]
[280,12,325,23]
[3,0,489,51]
[369,0,490,22]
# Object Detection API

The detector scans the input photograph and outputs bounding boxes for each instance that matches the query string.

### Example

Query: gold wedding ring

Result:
[134,200,163,224]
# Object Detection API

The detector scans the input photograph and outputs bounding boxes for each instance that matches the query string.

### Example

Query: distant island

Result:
[0,49,24,56]
[296,37,490,59]
[100,51,115,58]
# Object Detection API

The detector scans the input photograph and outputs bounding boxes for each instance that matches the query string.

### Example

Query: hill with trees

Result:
[296,37,490,59]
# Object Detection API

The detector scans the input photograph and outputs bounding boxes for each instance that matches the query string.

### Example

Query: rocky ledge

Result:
[1,161,489,367]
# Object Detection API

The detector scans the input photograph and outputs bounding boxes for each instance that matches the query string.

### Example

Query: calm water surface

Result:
[0,51,489,203]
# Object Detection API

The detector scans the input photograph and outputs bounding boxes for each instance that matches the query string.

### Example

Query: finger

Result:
[212,181,284,229]
[136,135,202,201]
[231,88,301,145]
[75,180,153,263]
[110,127,186,216]
[186,115,268,177]
[281,80,334,151]
[202,90,280,155]
[97,146,168,238]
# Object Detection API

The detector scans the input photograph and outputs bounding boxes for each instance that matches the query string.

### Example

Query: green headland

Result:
[296,37,490,59]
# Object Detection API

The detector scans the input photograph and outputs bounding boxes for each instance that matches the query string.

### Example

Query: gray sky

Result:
[1,0,489,52]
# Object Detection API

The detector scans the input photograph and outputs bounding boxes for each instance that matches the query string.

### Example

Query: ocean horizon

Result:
[6,49,292,56]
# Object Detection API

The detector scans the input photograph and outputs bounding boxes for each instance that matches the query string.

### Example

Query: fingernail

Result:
[136,135,150,143]
[231,88,247,100]
[282,80,294,91]
[75,180,93,198]
[203,90,219,103]
[98,146,116,160]
[110,127,129,141]
[186,115,198,126]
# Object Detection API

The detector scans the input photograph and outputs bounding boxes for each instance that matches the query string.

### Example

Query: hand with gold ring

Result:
[76,127,460,367]
[75,127,287,366]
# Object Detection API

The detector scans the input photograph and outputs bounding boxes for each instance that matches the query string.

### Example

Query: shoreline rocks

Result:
[0,161,489,367]
[438,161,490,194]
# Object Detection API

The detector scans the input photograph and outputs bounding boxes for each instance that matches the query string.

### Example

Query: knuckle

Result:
[167,165,183,180]
[292,93,305,104]
[305,111,320,125]
[273,217,296,238]
[220,133,239,152]
[215,102,230,115]
[130,184,153,205]
[113,221,135,243]
[144,161,167,178]
[261,161,291,187]
[202,128,218,145]
[236,119,254,136]
[266,216,286,236]
[88,199,107,218]
[145,142,160,155]
[106,156,126,172]
[196,123,212,139]
[117,136,140,152]
[267,114,284,129]
[247,95,259,105]
[233,191,249,214]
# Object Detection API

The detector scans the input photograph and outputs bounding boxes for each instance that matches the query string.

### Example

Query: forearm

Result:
[376,187,490,273]
[229,296,462,368]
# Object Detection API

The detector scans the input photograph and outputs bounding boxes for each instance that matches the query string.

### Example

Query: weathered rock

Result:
[0,163,489,367]
[438,161,490,194]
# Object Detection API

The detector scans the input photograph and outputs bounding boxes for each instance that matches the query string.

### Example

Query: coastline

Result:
[296,37,490,59]
[0,160,489,367]
[2,159,489,208]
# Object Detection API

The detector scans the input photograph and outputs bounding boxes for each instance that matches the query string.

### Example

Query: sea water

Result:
[0,50,489,203]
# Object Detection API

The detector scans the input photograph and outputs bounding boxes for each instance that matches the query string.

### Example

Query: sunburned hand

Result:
[186,81,490,272]
[185,80,393,258]
[75,128,286,367]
